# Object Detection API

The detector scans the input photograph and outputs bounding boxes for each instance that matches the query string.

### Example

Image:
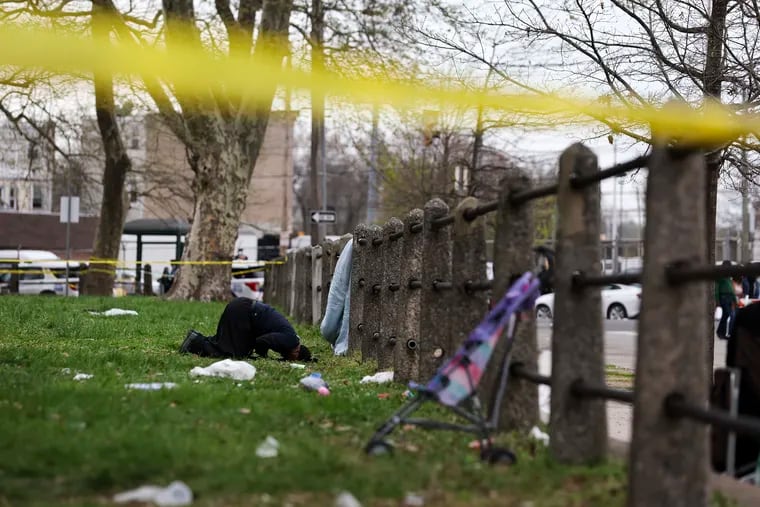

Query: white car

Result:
[0,250,80,296]
[230,261,265,300]
[534,284,641,320]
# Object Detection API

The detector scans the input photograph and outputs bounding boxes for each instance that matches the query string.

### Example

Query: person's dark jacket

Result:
[249,302,300,358]
[715,277,736,304]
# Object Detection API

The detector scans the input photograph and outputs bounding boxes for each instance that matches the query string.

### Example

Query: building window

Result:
[32,184,43,209]
[8,186,16,209]
[131,138,139,149]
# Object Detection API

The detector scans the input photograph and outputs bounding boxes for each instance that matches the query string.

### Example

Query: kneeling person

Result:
[179,297,311,361]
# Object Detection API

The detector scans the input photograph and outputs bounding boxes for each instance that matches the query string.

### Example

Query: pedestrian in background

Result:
[716,260,738,339]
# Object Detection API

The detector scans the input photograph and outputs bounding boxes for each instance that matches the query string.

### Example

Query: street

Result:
[535,319,728,442]
[536,319,728,371]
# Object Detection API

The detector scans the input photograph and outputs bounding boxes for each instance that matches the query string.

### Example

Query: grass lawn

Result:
[0,295,631,506]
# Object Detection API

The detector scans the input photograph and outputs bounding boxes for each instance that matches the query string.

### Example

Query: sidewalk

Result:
[536,328,729,442]
[538,350,632,440]
[536,337,760,506]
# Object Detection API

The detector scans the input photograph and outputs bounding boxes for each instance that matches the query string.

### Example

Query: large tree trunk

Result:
[83,0,131,296]
[158,0,292,301]
[309,0,325,245]
[168,127,265,301]
[702,0,728,374]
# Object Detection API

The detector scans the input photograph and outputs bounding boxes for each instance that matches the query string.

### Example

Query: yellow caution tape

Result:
[0,24,756,144]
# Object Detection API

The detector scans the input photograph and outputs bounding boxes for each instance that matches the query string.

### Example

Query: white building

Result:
[0,121,56,213]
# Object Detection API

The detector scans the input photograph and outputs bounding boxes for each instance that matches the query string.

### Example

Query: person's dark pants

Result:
[717,294,736,339]
[182,298,255,358]
[210,297,258,358]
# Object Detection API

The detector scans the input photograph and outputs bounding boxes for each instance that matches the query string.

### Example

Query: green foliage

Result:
[0,296,626,506]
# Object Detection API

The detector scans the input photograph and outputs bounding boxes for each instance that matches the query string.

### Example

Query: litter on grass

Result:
[403,493,425,506]
[73,373,93,381]
[189,359,256,381]
[113,480,193,506]
[125,382,178,391]
[334,491,363,507]
[529,426,550,445]
[255,435,279,458]
[360,371,394,384]
[88,308,139,317]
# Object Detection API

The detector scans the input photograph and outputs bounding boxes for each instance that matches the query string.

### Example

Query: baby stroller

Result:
[365,271,541,463]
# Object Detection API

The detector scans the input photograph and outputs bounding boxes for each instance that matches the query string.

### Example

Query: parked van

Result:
[0,250,80,296]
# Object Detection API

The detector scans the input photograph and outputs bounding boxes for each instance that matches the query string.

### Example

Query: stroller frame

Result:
[365,273,540,463]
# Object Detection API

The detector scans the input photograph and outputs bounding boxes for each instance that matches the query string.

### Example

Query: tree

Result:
[406,0,760,370]
[99,0,294,300]
[82,0,132,296]
[292,132,368,235]
[366,108,522,218]
[291,0,419,243]
[0,0,135,296]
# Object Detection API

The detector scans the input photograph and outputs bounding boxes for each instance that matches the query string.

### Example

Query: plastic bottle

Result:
[300,372,330,394]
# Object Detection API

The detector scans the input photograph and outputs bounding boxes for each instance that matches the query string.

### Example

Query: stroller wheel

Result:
[365,439,394,456]
[481,446,517,465]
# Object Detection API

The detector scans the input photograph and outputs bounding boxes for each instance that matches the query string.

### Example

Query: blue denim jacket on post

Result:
[320,239,353,355]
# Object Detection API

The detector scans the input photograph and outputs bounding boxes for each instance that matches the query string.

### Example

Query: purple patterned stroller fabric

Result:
[419,272,541,407]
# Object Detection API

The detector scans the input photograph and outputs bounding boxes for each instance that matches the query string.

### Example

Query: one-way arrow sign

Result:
[310,209,337,224]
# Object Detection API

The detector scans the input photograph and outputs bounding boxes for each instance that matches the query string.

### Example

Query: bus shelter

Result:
[123,218,189,291]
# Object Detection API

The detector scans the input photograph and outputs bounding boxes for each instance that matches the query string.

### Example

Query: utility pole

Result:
[366,103,379,224]
[309,0,324,245]
[281,53,292,256]
[65,166,71,296]
[741,148,751,263]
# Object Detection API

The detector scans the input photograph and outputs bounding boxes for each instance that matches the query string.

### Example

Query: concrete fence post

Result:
[362,225,384,363]
[348,225,370,357]
[143,264,154,296]
[394,209,424,384]
[335,234,352,283]
[379,218,404,370]
[288,251,297,318]
[549,143,607,463]
[628,144,708,507]
[263,262,275,304]
[485,170,539,431]
[292,249,305,322]
[450,197,489,359]
[276,259,287,310]
[418,198,452,380]
[302,248,313,325]
[320,240,335,321]
[312,245,323,326]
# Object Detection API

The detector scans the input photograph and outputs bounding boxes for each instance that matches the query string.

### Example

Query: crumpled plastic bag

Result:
[73,373,93,381]
[255,435,279,458]
[189,359,256,381]
[539,385,551,423]
[88,308,139,317]
[125,382,177,391]
[113,480,193,506]
[360,371,394,384]
[529,426,550,445]
[335,491,363,507]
